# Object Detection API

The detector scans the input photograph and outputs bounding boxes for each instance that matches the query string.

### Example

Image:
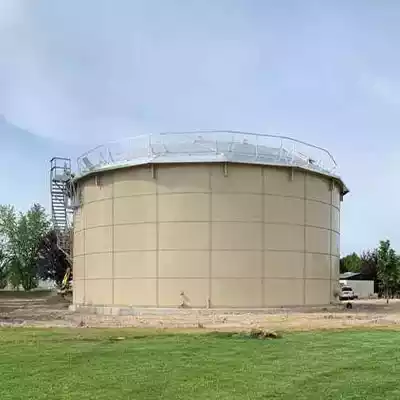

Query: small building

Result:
[339,272,374,298]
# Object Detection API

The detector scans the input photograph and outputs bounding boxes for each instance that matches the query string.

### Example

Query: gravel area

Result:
[1,292,400,331]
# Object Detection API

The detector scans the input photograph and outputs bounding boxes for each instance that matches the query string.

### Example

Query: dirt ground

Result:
[2,291,400,331]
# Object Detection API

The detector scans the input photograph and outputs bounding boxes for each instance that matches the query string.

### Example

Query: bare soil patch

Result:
[1,291,400,331]
[0,291,73,327]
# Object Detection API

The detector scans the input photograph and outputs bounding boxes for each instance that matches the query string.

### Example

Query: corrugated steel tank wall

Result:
[73,163,341,308]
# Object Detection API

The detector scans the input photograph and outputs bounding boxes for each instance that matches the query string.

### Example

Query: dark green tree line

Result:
[0,203,69,290]
[341,240,400,302]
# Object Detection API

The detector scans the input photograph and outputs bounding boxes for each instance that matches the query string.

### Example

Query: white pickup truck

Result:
[339,285,357,301]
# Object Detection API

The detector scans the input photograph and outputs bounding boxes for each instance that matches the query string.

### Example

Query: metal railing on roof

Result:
[76,131,338,176]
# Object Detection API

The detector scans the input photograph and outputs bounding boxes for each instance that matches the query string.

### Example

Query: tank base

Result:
[69,303,339,316]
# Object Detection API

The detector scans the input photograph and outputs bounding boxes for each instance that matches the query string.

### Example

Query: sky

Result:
[1,0,400,255]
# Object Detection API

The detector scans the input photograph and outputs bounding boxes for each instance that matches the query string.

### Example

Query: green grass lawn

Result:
[0,328,399,399]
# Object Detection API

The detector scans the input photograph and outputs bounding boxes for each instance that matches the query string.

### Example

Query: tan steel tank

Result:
[72,132,348,309]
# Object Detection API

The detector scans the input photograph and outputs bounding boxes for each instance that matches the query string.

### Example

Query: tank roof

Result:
[75,131,348,195]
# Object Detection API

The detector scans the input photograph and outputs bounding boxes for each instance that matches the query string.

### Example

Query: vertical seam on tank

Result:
[329,180,333,302]
[303,173,307,306]
[208,165,212,308]
[111,173,115,305]
[82,184,86,304]
[155,166,159,307]
[261,167,265,308]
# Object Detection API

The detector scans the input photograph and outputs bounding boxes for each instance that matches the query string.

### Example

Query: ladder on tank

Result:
[50,157,73,261]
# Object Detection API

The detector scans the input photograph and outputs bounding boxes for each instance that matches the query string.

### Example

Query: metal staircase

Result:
[50,158,73,260]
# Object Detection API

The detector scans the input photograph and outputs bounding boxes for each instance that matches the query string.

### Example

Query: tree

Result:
[340,252,361,273]
[0,248,9,289]
[37,230,70,287]
[360,249,380,293]
[0,204,50,290]
[377,240,399,303]
[6,257,23,290]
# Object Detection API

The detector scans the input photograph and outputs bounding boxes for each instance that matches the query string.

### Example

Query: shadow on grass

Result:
[206,329,283,340]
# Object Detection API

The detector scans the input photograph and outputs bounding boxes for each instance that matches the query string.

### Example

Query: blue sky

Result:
[1,0,399,255]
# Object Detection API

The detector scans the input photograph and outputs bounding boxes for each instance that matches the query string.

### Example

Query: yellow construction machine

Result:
[58,267,72,298]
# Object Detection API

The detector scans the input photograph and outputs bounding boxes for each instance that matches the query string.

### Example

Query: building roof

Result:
[74,131,348,195]
[340,272,361,279]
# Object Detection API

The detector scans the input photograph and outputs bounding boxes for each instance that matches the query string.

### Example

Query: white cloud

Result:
[0,0,264,145]
[359,73,400,107]
[0,0,25,27]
